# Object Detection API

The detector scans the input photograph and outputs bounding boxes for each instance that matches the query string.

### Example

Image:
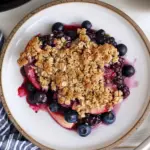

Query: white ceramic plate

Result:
[1,1,150,150]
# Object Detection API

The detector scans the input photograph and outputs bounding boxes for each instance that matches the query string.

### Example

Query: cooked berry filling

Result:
[17,20,136,137]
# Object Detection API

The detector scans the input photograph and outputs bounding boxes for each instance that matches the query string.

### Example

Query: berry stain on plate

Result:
[17,20,137,137]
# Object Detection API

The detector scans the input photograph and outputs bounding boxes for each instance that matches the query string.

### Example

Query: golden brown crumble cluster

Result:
[18,28,123,118]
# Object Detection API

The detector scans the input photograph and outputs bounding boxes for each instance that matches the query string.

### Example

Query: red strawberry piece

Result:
[47,108,75,129]
[24,65,41,90]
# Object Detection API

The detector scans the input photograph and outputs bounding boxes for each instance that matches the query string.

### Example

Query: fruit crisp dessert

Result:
[17,21,135,137]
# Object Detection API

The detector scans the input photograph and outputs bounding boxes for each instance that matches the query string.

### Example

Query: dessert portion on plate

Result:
[17,20,135,137]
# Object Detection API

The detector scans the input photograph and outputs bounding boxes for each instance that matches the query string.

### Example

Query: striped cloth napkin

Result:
[0,102,40,150]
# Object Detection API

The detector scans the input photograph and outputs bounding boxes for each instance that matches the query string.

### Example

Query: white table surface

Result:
[0,0,150,149]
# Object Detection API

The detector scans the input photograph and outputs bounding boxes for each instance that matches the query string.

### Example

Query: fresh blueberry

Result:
[64,110,78,123]
[112,41,117,47]
[122,65,135,77]
[118,84,130,98]
[77,124,91,137]
[105,38,111,44]
[96,30,106,45]
[34,91,47,104]
[52,22,64,32]
[81,20,92,29]
[26,83,35,92]
[87,30,96,41]
[117,44,127,56]
[55,31,64,38]
[39,35,54,48]
[113,76,124,85]
[96,29,105,37]
[65,30,77,40]
[101,111,116,125]
[49,102,60,112]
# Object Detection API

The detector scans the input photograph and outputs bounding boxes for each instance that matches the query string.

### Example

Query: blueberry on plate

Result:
[26,83,35,92]
[52,22,64,32]
[77,124,91,137]
[112,41,117,47]
[117,44,127,56]
[55,31,64,38]
[118,84,130,98]
[20,67,26,77]
[83,114,101,126]
[105,38,111,44]
[86,30,96,40]
[101,111,116,125]
[96,29,105,37]
[64,110,78,123]
[65,30,77,40]
[81,20,92,29]
[65,36,71,41]
[49,102,60,112]
[34,91,47,104]
[122,64,135,77]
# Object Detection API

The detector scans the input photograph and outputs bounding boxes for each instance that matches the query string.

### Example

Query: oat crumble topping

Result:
[17,28,123,118]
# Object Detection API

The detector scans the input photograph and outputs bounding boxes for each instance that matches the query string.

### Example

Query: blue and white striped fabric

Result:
[0,102,40,150]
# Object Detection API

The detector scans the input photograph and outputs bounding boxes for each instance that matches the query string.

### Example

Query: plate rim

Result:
[0,0,150,149]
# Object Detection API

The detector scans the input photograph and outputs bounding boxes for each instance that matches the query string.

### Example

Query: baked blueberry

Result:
[112,41,117,47]
[105,38,111,44]
[81,20,92,29]
[26,83,35,92]
[52,22,64,32]
[27,93,37,105]
[96,29,105,37]
[117,44,127,56]
[64,110,78,123]
[122,65,135,77]
[77,124,91,137]
[101,111,116,124]
[96,36,104,45]
[34,91,47,104]
[87,30,96,41]
[49,102,60,112]
[109,37,115,42]
[65,30,77,40]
